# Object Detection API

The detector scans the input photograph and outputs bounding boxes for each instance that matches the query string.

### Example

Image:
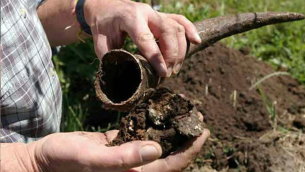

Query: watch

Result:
[75,0,92,35]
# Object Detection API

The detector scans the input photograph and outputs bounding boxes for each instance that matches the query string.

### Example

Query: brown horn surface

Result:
[188,12,305,57]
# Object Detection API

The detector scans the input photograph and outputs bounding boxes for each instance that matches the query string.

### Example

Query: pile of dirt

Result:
[159,43,305,172]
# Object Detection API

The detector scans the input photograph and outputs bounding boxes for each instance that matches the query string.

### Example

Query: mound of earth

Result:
[160,43,305,172]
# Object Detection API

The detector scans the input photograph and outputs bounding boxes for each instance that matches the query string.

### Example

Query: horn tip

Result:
[285,12,305,20]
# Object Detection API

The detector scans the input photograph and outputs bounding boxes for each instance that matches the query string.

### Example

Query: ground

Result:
[160,43,305,172]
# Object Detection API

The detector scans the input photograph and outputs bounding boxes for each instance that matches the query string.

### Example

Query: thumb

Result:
[98,141,162,171]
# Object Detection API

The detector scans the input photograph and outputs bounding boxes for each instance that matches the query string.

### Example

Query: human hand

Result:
[28,131,161,172]
[24,129,209,172]
[83,0,201,77]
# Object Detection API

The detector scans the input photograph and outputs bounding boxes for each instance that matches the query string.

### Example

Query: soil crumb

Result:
[111,88,204,157]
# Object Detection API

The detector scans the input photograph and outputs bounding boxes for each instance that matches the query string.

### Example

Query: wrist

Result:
[82,0,94,27]
[1,143,40,172]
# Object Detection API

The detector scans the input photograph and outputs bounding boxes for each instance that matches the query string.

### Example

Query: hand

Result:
[83,0,201,77]
[29,131,161,172]
[23,129,209,172]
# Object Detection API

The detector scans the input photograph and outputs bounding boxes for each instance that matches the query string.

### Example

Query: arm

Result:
[37,0,202,77]
[1,143,39,172]
[37,0,80,47]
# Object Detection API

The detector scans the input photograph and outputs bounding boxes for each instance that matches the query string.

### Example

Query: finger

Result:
[148,13,180,77]
[91,141,162,172]
[158,21,179,77]
[139,129,210,172]
[173,23,186,74]
[167,14,201,44]
[92,30,110,60]
[92,21,126,59]
[121,17,167,77]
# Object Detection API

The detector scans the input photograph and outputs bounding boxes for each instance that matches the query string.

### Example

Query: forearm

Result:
[37,0,84,46]
[1,143,39,172]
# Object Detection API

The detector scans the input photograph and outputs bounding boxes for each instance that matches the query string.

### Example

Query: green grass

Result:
[53,0,305,131]
[53,42,98,131]
[162,0,305,82]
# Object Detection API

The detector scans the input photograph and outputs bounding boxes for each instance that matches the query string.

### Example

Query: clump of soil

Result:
[111,88,204,157]
[160,43,305,171]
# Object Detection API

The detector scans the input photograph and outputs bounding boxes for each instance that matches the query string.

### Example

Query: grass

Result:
[163,0,305,82]
[257,86,278,129]
[249,71,290,90]
[53,0,305,132]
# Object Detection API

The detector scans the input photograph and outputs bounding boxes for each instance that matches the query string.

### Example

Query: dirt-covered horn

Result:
[94,12,304,112]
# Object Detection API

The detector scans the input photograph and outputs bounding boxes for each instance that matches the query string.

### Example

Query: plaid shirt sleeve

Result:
[1,0,62,143]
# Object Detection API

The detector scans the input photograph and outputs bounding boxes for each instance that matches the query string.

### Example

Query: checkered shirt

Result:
[1,0,62,143]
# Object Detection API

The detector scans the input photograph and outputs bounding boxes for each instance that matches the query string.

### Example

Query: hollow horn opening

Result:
[99,50,142,103]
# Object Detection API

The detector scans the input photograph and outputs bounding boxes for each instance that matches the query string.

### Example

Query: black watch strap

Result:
[75,0,92,35]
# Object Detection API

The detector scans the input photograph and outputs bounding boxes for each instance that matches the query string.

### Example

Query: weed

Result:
[257,86,278,129]
[249,72,290,90]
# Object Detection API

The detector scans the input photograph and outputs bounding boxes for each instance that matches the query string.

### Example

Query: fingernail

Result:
[195,33,201,44]
[166,67,172,77]
[140,145,160,161]
[159,62,167,76]
[173,63,182,74]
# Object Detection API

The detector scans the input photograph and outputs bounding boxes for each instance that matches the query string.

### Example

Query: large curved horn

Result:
[95,12,304,112]
[187,12,304,57]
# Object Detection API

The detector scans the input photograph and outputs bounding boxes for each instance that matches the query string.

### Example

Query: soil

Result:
[159,43,305,172]
[111,88,204,157]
